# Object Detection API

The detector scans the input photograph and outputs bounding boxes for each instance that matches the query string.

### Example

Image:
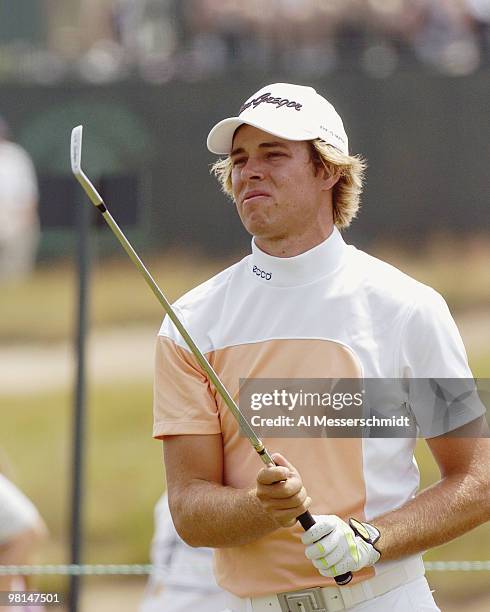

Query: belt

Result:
[225,557,425,612]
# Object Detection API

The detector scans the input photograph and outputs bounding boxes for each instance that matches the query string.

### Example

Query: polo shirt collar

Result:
[249,227,346,287]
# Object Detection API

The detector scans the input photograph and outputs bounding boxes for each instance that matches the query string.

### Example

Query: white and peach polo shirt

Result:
[153,227,472,597]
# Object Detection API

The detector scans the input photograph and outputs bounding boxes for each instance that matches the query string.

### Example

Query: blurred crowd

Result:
[0,0,489,83]
[168,0,490,79]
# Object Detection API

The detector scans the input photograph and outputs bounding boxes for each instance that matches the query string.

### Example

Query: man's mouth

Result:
[243,191,270,204]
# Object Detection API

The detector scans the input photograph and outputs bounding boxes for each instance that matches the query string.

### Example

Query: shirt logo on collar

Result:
[252,265,272,281]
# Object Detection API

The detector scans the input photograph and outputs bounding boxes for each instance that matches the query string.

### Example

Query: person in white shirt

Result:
[153,83,489,611]
[0,115,39,283]
[140,492,226,612]
[0,474,47,612]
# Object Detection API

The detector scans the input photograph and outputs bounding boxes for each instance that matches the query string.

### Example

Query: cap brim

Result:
[207,116,314,154]
[207,117,243,154]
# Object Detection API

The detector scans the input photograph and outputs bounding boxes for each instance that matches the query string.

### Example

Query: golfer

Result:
[153,83,489,611]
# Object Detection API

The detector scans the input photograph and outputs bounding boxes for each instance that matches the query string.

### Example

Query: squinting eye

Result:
[267,152,284,159]
[232,158,246,167]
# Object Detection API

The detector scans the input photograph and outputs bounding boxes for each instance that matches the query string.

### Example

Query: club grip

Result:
[297,511,353,586]
[297,510,315,530]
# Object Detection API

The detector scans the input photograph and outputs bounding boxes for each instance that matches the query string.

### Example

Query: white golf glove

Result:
[301,515,381,578]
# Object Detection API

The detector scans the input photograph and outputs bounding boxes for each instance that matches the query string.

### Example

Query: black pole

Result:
[69,197,91,612]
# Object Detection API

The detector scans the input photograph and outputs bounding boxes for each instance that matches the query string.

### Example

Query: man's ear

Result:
[320,169,341,191]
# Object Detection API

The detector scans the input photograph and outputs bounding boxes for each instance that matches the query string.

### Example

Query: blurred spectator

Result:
[0,115,40,283]
[363,0,426,75]
[0,473,47,612]
[410,0,480,75]
[464,0,490,63]
[110,0,179,82]
[140,492,226,612]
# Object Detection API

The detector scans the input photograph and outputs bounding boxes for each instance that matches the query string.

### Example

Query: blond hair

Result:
[211,139,367,228]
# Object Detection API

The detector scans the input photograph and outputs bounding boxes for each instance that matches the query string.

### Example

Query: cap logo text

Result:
[319,124,346,145]
[240,93,302,114]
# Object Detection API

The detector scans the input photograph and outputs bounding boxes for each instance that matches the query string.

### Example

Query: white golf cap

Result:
[207,82,348,155]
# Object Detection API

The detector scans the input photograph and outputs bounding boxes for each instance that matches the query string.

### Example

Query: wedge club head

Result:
[70,125,104,208]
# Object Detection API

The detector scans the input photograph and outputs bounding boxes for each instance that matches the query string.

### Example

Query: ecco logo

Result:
[253,265,272,281]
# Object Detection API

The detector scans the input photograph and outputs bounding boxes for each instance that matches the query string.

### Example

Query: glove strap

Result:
[349,517,382,555]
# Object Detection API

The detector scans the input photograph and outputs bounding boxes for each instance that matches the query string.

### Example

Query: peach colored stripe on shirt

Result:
[154,336,373,595]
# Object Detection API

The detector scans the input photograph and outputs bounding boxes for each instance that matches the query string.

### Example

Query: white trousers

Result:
[223,577,441,612]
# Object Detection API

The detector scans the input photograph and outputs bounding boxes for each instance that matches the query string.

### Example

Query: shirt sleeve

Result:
[153,307,221,439]
[398,287,485,437]
[398,287,470,378]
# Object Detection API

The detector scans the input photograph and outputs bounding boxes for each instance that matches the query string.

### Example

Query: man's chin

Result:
[244,223,275,239]
[242,218,268,237]
[249,229,289,247]
[240,214,285,242]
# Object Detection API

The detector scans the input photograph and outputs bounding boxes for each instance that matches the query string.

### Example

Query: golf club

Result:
[70,124,353,585]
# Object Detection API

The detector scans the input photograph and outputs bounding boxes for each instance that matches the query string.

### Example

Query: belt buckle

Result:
[277,587,328,612]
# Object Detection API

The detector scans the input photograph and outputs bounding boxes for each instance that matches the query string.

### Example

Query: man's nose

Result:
[241,158,265,181]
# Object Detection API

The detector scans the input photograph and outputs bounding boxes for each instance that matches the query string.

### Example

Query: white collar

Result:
[249,227,347,287]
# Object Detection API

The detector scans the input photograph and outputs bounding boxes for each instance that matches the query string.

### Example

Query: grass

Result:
[471,353,490,378]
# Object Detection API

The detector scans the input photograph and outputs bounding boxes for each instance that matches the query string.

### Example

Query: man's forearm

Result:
[372,471,490,561]
[170,479,278,547]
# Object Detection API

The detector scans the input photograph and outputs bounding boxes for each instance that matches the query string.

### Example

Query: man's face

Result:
[230,125,333,251]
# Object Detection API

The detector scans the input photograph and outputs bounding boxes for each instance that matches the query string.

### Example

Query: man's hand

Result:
[255,453,311,528]
[302,515,380,578]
